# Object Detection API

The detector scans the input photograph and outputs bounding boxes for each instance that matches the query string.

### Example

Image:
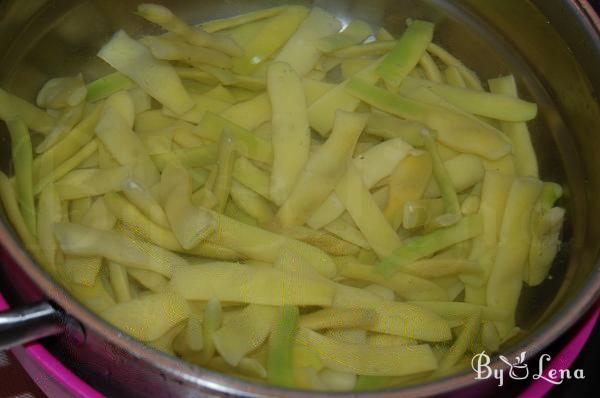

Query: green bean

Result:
[136,4,241,56]
[267,306,300,387]
[377,21,435,86]
[316,20,372,53]
[346,78,510,160]
[275,8,341,76]
[0,88,55,134]
[98,30,194,115]
[377,214,483,276]
[6,118,36,234]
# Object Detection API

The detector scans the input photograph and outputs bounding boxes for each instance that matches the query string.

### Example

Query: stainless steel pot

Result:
[0,0,599,396]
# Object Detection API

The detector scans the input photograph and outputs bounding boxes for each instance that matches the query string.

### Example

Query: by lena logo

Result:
[471,351,585,387]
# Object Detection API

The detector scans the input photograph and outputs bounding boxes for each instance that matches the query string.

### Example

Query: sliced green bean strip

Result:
[377,214,483,276]
[86,72,135,102]
[267,306,300,387]
[377,21,434,86]
[0,88,55,134]
[136,4,242,56]
[421,129,461,216]
[346,78,510,160]
[6,118,36,234]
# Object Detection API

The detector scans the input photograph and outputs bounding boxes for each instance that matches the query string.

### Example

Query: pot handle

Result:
[0,301,65,350]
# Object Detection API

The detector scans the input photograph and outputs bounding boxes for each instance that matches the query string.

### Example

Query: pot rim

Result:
[1,1,600,397]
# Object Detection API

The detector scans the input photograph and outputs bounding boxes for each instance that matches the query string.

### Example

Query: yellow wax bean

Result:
[128,268,168,293]
[488,75,539,177]
[37,185,62,272]
[308,58,381,136]
[208,211,336,277]
[333,41,396,58]
[377,214,483,276]
[377,21,434,86]
[232,157,271,200]
[427,43,483,91]
[108,261,131,302]
[163,165,215,250]
[34,139,99,195]
[101,292,190,341]
[527,186,564,286]
[0,88,55,134]
[168,263,335,306]
[231,6,310,74]
[201,298,222,363]
[176,67,266,91]
[302,78,335,105]
[316,20,373,53]
[33,106,102,183]
[367,334,416,347]
[219,93,271,131]
[297,328,438,376]
[212,133,237,213]
[86,72,135,103]
[267,62,311,205]
[141,35,232,69]
[36,103,85,154]
[6,118,36,235]
[486,177,542,337]
[121,179,170,228]
[333,284,452,342]
[54,167,130,200]
[323,217,369,249]
[365,111,425,146]
[98,30,194,115]
[384,153,433,230]
[376,27,395,41]
[136,4,241,56]
[401,76,537,122]
[341,59,375,80]
[150,324,185,355]
[96,104,160,188]
[335,163,401,259]
[230,181,274,223]
[80,197,116,231]
[0,174,44,264]
[104,192,239,259]
[397,258,481,279]
[444,66,466,88]
[346,78,510,160]
[437,312,481,372]
[308,137,412,229]
[163,92,231,124]
[420,129,461,216]
[201,6,288,33]
[270,225,360,257]
[278,111,368,227]
[195,112,272,164]
[152,145,218,171]
[407,301,509,322]
[104,90,135,128]
[299,308,376,330]
[53,222,186,277]
[424,154,485,198]
[419,52,443,83]
[275,7,341,76]
[213,305,278,366]
[339,262,447,301]
[62,256,103,287]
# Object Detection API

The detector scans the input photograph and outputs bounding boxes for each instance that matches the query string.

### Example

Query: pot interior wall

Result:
[0,0,598,396]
